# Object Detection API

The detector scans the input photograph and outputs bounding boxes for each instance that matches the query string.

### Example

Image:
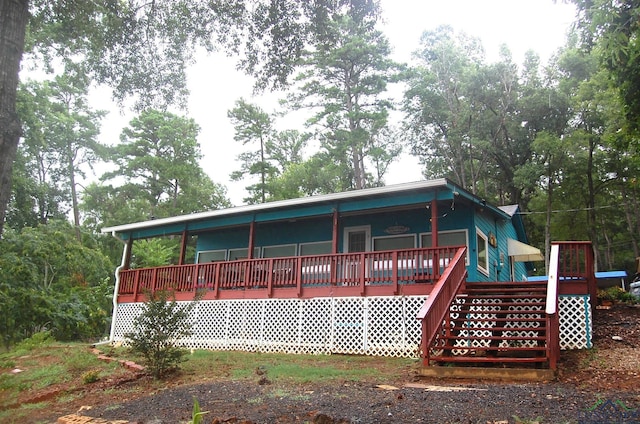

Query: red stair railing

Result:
[416,247,468,366]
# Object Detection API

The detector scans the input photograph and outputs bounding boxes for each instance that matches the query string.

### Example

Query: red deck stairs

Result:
[418,242,594,381]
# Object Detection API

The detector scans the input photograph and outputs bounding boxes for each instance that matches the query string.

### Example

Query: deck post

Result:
[178,229,188,265]
[431,198,438,248]
[332,209,339,254]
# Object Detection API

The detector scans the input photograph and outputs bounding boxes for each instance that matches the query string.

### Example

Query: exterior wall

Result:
[111,294,592,357]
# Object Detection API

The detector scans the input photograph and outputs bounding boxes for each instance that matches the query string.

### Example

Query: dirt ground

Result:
[28,304,640,423]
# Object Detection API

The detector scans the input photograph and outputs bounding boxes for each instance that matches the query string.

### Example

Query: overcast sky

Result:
[92,0,578,206]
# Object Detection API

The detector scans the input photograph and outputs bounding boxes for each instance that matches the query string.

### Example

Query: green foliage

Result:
[124,290,197,378]
[188,397,209,424]
[286,13,402,190]
[81,369,101,384]
[0,221,113,347]
[598,287,640,304]
[92,109,230,226]
[14,331,55,352]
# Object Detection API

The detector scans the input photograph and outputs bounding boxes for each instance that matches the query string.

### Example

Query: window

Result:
[197,250,226,263]
[476,228,489,276]
[373,235,415,251]
[262,244,297,258]
[421,230,467,248]
[299,241,332,256]
[228,247,260,260]
[421,230,469,264]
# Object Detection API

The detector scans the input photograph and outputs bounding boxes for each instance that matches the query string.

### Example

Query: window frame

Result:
[420,229,469,265]
[372,234,416,251]
[476,228,489,276]
[262,243,298,258]
[196,249,227,263]
[299,240,333,256]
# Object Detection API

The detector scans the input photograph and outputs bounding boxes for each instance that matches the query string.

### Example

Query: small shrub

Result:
[15,331,54,351]
[124,290,196,378]
[81,370,100,384]
[598,286,640,304]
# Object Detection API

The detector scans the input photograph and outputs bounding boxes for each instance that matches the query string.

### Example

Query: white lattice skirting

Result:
[111,294,592,357]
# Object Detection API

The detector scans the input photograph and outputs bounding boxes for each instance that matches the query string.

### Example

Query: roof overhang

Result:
[101,178,511,240]
[507,238,544,262]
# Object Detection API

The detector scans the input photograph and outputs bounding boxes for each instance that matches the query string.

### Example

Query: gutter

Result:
[108,231,129,343]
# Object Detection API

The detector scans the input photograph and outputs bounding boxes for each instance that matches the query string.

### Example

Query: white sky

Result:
[91,0,577,206]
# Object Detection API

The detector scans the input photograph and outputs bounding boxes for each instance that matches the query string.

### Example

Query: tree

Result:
[0,220,113,346]
[100,109,230,221]
[16,69,106,238]
[571,0,640,133]
[0,0,381,235]
[403,26,487,194]
[228,99,276,204]
[287,13,401,190]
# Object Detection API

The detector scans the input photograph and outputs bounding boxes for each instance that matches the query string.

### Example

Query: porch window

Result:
[373,234,415,251]
[229,247,261,260]
[262,244,297,258]
[197,249,226,263]
[299,241,332,256]
[476,228,489,276]
[421,230,468,264]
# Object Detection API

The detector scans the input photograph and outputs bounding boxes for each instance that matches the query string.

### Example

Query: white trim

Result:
[476,228,489,276]
[197,249,227,263]
[262,243,298,258]
[372,233,416,251]
[420,229,469,265]
[343,225,372,253]
[299,240,332,256]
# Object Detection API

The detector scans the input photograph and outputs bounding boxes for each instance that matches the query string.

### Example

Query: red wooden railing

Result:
[416,247,468,366]
[116,247,462,302]
[546,241,596,369]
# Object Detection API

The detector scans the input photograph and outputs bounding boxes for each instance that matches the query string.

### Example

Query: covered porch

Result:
[116,246,461,302]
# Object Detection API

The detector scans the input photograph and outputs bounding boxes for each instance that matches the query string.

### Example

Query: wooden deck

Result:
[116,247,462,302]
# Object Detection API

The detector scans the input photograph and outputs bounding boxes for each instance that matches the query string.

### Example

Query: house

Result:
[102,178,595,375]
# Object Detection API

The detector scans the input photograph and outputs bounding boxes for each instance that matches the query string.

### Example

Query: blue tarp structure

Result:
[528,270,628,289]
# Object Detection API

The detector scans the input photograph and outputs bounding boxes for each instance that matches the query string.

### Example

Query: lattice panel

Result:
[192,301,228,349]
[332,297,365,354]
[113,296,427,357]
[110,294,592,358]
[366,297,408,357]
[263,299,299,353]
[112,303,142,340]
[299,298,332,355]
[405,296,427,347]
[499,299,544,349]
[559,295,592,349]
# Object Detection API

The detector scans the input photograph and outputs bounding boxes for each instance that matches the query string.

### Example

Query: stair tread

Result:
[436,345,547,351]
[429,356,548,363]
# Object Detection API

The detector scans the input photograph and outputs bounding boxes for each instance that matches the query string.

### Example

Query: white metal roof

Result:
[101,179,451,234]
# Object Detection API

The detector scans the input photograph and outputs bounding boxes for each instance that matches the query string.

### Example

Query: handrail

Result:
[546,243,561,370]
[546,244,560,314]
[416,247,467,364]
[116,246,461,299]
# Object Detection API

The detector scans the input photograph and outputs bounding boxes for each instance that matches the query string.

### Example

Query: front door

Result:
[342,226,371,283]
[343,225,371,253]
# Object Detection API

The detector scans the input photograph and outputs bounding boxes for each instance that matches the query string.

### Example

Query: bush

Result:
[124,290,196,378]
[598,286,640,304]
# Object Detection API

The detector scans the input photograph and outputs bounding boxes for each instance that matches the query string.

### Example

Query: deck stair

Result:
[426,281,551,368]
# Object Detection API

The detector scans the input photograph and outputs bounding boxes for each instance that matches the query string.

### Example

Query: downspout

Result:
[108,232,130,343]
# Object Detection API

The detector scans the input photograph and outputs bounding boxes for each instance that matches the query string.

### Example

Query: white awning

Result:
[507,238,544,262]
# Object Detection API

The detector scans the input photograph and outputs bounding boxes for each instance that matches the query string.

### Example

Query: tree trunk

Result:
[0,0,29,235]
